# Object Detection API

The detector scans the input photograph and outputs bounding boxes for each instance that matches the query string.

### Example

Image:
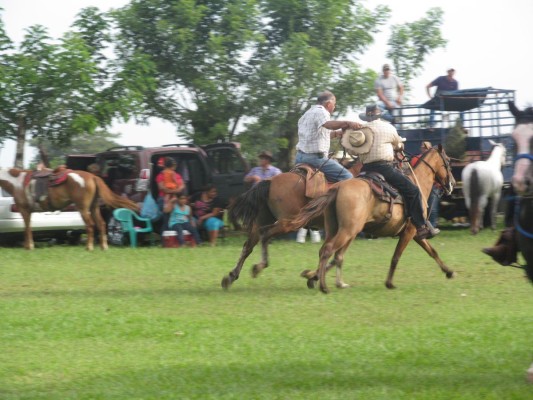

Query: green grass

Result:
[0,226,532,399]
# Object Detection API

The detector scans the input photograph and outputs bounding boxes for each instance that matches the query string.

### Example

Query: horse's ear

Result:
[488,139,498,147]
[508,100,520,118]
[438,143,443,152]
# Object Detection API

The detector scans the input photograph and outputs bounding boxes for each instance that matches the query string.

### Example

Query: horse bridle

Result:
[418,148,453,194]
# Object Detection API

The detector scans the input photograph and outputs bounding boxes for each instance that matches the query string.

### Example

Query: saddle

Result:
[24,167,71,206]
[290,164,328,199]
[358,171,403,221]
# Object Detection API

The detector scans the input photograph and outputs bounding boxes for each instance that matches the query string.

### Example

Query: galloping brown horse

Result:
[284,145,456,293]
[221,161,361,289]
[0,168,139,250]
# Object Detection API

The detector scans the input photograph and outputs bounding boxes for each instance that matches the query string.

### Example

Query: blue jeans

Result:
[361,161,426,228]
[170,222,202,245]
[428,187,440,227]
[295,151,353,182]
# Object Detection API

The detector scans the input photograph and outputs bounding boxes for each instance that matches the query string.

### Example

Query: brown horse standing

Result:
[284,146,456,293]
[221,161,361,289]
[0,168,139,250]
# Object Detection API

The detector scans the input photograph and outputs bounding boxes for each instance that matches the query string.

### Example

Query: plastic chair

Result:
[112,208,154,248]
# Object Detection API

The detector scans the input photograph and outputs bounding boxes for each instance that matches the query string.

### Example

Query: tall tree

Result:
[0,7,157,167]
[241,0,389,167]
[112,0,260,144]
[386,7,447,95]
[29,130,122,168]
[0,26,102,167]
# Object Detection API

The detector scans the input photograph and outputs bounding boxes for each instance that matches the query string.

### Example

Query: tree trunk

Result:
[14,115,26,169]
[37,142,50,167]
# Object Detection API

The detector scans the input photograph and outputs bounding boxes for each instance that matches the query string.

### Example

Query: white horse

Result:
[461,139,506,234]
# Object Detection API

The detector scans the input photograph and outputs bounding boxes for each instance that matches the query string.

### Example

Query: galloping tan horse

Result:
[0,168,139,250]
[221,161,361,289]
[283,145,456,293]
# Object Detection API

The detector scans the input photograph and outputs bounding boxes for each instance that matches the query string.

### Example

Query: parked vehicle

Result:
[0,189,85,245]
[67,142,250,208]
[395,87,516,221]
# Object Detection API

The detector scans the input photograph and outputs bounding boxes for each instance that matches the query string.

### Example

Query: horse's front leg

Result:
[251,221,289,278]
[414,237,455,279]
[21,210,34,250]
[221,230,260,289]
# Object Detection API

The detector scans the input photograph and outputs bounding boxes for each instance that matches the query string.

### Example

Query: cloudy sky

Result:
[1,0,532,166]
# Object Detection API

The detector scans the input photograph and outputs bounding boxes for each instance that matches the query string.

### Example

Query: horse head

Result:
[509,102,533,195]
[430,144,455,195]
[488,139,507,167]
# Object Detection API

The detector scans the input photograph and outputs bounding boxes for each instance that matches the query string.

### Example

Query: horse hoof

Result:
[251,264,262,278]
[300,269,316,279]
[319,286,330,294]
[336,282,350,289]
[307,279,317,289]
[221,276,233,290]
[385,282,396,289]
[446,271,456,279]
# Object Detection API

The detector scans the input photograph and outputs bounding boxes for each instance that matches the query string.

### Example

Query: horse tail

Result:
[93,176,140,212]
[288,186,340,230]
[469,169,480,233]
[228,180,271,231]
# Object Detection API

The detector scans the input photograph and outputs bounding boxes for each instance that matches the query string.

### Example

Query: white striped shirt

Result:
[297,105,331,154]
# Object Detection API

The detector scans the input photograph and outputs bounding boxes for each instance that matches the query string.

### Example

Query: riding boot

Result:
[426,221,441,237]
[416,224,439,240]
[296,228,307,244]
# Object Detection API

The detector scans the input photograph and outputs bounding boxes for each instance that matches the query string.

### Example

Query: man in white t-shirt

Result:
[374,64,404,124]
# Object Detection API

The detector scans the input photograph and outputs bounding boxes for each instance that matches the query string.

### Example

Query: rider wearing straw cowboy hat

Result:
[342,104,439,240]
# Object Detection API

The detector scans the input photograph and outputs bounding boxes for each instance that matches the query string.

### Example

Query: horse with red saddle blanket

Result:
[0,167,138,250]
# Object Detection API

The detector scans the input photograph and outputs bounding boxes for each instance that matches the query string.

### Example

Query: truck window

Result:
[207,148,246,174]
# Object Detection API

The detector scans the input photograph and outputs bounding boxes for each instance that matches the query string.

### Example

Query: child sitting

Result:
[168,194,202,246]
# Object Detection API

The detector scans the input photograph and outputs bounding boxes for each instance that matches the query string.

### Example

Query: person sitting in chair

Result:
[344,104,439,240]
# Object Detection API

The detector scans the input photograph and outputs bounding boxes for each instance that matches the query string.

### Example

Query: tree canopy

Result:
[0,2,447,168]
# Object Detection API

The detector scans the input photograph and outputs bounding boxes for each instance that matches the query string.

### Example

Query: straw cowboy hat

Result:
[341,126,375,156]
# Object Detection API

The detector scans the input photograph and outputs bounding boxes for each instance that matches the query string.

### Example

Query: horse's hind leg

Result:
[92,205,108,250]
[334,241,353,289]
[221,228,260,289]
[414,237,455,279]
[79,209,95,251]
[385,228,415,289]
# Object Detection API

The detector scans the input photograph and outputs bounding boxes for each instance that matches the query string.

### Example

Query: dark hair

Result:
[164,157,177,168]
[317,90,335,105]
[202,183,216,193]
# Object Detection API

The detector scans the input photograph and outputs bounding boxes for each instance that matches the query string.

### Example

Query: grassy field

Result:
[0,225,532,399]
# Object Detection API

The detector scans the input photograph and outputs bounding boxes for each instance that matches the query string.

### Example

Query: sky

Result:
[1,0,533,166]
